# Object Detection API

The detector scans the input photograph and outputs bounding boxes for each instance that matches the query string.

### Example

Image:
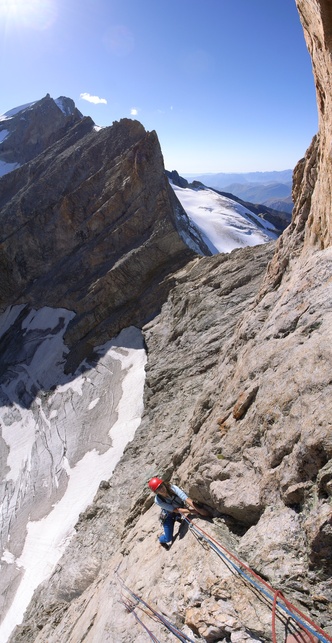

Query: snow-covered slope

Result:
[0,102,37,122]
[171,183,278,253]
[0,306,146,641]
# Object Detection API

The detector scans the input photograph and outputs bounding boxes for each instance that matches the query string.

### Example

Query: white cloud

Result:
[130,108,138,116]
[80,93,107,105]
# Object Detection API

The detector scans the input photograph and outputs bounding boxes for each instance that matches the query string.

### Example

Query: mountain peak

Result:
[54,95,80,117]
[0,94,85,176]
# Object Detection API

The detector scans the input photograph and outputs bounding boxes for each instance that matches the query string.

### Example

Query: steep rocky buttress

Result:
[0,103,209,371]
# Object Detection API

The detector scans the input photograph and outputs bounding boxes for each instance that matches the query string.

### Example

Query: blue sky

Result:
[0,0,318,173]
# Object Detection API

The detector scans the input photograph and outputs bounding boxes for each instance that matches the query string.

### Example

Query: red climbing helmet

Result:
[148,477,163,492]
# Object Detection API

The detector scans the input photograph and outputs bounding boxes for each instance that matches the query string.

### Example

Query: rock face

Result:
[6,242,277,643]
[0,95,83,172]
[1,1,332,641]
[0,105,209,371]
[295,0,332,249]
[8,237,332,641]
[266,0,332,292]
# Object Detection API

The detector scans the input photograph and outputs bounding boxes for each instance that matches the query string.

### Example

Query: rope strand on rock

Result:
[272,590,317,643]
[120,595,162,643]
[116,572,198,643]
[184,518,332,643]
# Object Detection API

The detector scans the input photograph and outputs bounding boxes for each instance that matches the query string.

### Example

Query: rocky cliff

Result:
[0,96,212,641]
[0,99,210,371]
[0,95,83,172]
[296,0,332,249]
[266,0,332,291]
[1,1,332,641]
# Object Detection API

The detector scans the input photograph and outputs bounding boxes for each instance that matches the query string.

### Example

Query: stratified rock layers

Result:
[0,115,204,371]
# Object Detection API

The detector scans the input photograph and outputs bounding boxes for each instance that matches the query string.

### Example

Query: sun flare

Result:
[0,0,57,30]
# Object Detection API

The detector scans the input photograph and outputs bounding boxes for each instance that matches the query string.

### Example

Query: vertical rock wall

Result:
[261,0,332,293]
[296,0,332,248]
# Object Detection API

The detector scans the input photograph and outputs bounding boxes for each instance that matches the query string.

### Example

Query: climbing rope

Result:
[185,517,332,643]
[120,594,162,643]
[271,590,317,643]
[116,571,198,643]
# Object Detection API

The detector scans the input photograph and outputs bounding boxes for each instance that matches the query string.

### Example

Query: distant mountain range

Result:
[182,170,293,214]
[182,170,293,186]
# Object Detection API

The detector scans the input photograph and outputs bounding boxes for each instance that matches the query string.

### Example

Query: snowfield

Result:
[171,182,278,254]
[0,307,146,642]
[0,101,37,121]
[0,130,9,144]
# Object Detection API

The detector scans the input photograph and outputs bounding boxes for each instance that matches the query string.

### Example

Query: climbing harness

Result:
[184,517,332,643]
[116,571,198,643]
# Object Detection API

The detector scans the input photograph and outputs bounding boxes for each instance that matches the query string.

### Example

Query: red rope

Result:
[272,590,283,643]
[271,590,317,643]
[187,519,332,643]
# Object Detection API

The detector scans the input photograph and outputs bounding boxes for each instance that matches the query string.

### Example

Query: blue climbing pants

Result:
[159,513,176,544]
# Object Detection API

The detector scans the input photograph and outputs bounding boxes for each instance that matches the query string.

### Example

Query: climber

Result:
[148,477,210,549]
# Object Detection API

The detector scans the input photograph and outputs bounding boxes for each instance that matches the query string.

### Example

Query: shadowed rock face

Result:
[0,112,209,371]
[0,95,84,168]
